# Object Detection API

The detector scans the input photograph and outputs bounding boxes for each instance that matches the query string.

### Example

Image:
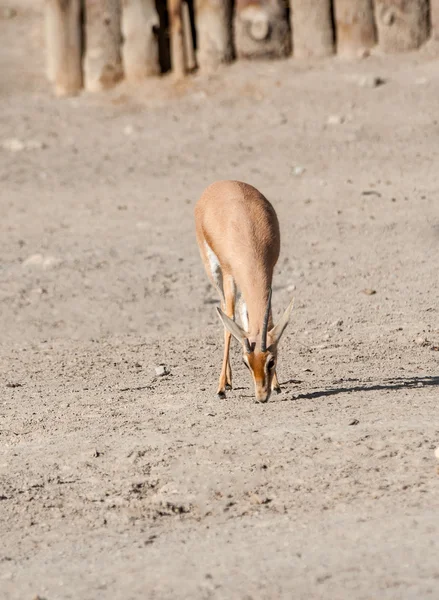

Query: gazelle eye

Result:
[267,358,275,370]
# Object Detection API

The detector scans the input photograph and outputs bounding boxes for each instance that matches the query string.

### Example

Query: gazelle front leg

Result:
[217,326,232,398]
[217,276,236,398]
[271,371,281,394]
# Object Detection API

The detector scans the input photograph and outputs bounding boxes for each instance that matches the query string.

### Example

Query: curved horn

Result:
[260,288,272,352]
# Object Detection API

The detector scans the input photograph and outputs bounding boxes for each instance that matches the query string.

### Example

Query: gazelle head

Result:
[217,290,294,403]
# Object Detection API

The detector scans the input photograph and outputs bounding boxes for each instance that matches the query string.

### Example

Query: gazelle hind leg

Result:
[217,275,236,398]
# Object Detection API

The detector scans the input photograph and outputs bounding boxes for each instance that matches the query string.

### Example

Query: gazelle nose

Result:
[255,391,271,404]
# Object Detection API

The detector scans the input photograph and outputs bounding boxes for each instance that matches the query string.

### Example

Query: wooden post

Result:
[195,0,234,70]
[334,0,376,58]
[83,0,123,92]
[169,0,186,77]
[121,0,160,81]
[374,0,429,52]
[182,1,196,72]
[429,0,439,40]
[290,0,334,58]
[235,0,291,59]
[45,0,83,96]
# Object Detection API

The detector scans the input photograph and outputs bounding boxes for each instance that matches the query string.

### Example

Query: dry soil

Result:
[1,3,439,600]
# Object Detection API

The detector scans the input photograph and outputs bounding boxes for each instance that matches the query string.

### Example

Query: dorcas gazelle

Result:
[194,180,294,403]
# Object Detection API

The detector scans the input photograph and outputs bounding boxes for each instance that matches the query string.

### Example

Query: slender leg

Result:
[217,275,236,398]
[272,371,281,394]
[225,356,232,390]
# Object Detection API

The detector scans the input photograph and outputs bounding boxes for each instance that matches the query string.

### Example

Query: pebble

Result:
[2,138,24,152]
[1,7,16,18]
[191,91,207,103]
[1,138,46,152]
[415,336,428,347]
[330,319,343,329]
[362,288,376,296]
[434,448,439,460]
[155,366,169,377]
[357,75,386,88]
[249,493,270,505]
[292,166,305,177]
[22,254,62,269]
[327,115,344,126]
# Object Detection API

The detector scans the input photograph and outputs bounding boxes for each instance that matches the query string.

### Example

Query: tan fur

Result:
[195,180,293,403]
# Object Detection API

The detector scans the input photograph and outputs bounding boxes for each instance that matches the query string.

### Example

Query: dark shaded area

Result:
[157,0,196,74]
[287,376,439,401]
[156,0,171,73]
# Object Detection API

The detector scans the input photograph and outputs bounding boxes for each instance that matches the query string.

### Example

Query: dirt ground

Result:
[1,3,439,600]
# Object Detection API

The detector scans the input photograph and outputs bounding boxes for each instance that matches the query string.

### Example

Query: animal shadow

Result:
[285,375,439,401]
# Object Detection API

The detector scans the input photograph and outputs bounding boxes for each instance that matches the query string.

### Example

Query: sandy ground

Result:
[1,3,439,599]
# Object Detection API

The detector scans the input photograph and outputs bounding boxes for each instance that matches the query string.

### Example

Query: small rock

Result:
[323,333,330,341]
[357,75,386,88]
[155,366,169,377]
[434,447,439,461]
[357,47,370,59]
[123,125,134,136]
[330,319,343,329]
[2,138,24,152]
[327,115,344,126]
[23,254,62,269]
[23,254,44,266]
[191,91,207,103]
[292,166,306,177]
[42,256,62,269]
[430,345,439,352]
[362,288,376,296]
[287,283,296,292]
[1,7,17,18]
[349,419,359,426]
[1,138,46,152]
[249,494,271,505]
[415,336,428,347]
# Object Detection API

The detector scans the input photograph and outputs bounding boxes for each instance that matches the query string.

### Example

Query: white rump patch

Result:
[205,241,224,300]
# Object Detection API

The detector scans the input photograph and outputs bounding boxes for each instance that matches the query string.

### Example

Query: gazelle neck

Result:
[245,287,273,340]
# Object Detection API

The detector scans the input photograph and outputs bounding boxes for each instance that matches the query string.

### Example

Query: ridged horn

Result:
[260,288,272,352]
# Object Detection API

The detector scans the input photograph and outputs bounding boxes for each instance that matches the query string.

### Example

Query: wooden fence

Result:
[45,0,438,96]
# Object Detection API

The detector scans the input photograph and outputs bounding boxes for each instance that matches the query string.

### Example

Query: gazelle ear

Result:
[270,297,294,344]
[216,307,248,345]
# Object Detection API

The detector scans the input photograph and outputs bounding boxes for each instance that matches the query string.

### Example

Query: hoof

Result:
[225,383,232,390]
[217,391,226,399]
[273,386,282,395]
